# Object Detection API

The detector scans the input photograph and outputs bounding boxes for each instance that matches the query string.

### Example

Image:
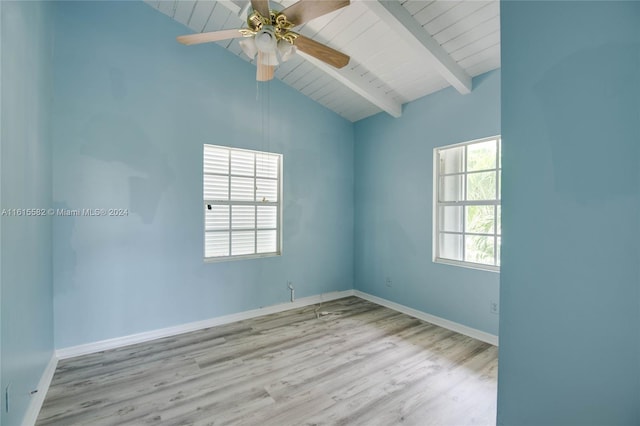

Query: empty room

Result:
[1,0,639,425]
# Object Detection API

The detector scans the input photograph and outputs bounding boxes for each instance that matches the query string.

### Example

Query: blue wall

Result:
[498,1,640,424]
[0,1,55,424]
[353,70,501,336]
[51,1,354,349]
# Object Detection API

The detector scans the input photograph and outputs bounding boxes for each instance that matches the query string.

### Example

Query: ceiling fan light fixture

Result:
[277,40,297,62]
[239,38,258,59]
[177,0,352,82]
[255,26,277,53]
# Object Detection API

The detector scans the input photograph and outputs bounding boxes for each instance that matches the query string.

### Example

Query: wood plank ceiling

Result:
[145,0,500,122]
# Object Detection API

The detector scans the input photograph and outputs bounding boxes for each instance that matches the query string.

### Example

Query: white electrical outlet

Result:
[490,301,499,315]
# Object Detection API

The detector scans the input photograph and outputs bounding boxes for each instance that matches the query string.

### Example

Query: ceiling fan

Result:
[177,0,351,82]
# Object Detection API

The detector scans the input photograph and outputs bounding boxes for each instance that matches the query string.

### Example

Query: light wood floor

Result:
[37,297,497,426]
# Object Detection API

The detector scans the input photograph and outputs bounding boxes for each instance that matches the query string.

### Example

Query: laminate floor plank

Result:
[37,297,497,426]
[346,342,497,426]
[298,331,467,425]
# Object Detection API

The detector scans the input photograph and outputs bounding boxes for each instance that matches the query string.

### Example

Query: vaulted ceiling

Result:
[145,0,500,122]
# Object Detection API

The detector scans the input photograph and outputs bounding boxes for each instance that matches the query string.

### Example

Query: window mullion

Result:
[462,144,468,262]
[438,200,499,207]
[277,155,282,254]
[206,200,277,206]
[254,154,258,255]
[228,150,232,256]
[495,138,500,266]
[434,150,440,261]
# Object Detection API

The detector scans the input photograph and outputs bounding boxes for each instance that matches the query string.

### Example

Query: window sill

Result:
[204,252,281,263]
[433,257,500,273]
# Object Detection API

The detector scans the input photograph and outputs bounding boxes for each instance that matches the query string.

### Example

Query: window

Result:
[434,136,501,271]
[203,144,282,261]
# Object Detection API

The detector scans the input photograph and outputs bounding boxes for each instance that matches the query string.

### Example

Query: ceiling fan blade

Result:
[251,0,270,19]
[281,0,350,26]
[177,29,244,46]
[294,35,349,69]
[256,52,275,81]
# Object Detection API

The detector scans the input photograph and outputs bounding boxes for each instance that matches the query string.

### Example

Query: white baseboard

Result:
[353,290,499,346]
[56,288,497,360]
[56,290,355,360]
[40,289,495,424]
[21,354,58,426]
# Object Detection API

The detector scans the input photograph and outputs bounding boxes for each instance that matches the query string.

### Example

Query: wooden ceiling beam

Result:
[298,52,402,118]
[362,0,472,94]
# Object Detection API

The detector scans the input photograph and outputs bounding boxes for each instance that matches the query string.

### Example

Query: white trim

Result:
[56,290,355,359]
[21,354,58,426]
[56,289,497,360]
[29,290,497,424]
[434,257,499,273]
[353,290,498,346]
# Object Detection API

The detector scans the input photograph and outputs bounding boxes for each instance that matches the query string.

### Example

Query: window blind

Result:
[204,144,282,260]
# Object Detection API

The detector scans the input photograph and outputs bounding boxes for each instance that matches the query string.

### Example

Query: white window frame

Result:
[433,135,501,272]
[203,144,283,262]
